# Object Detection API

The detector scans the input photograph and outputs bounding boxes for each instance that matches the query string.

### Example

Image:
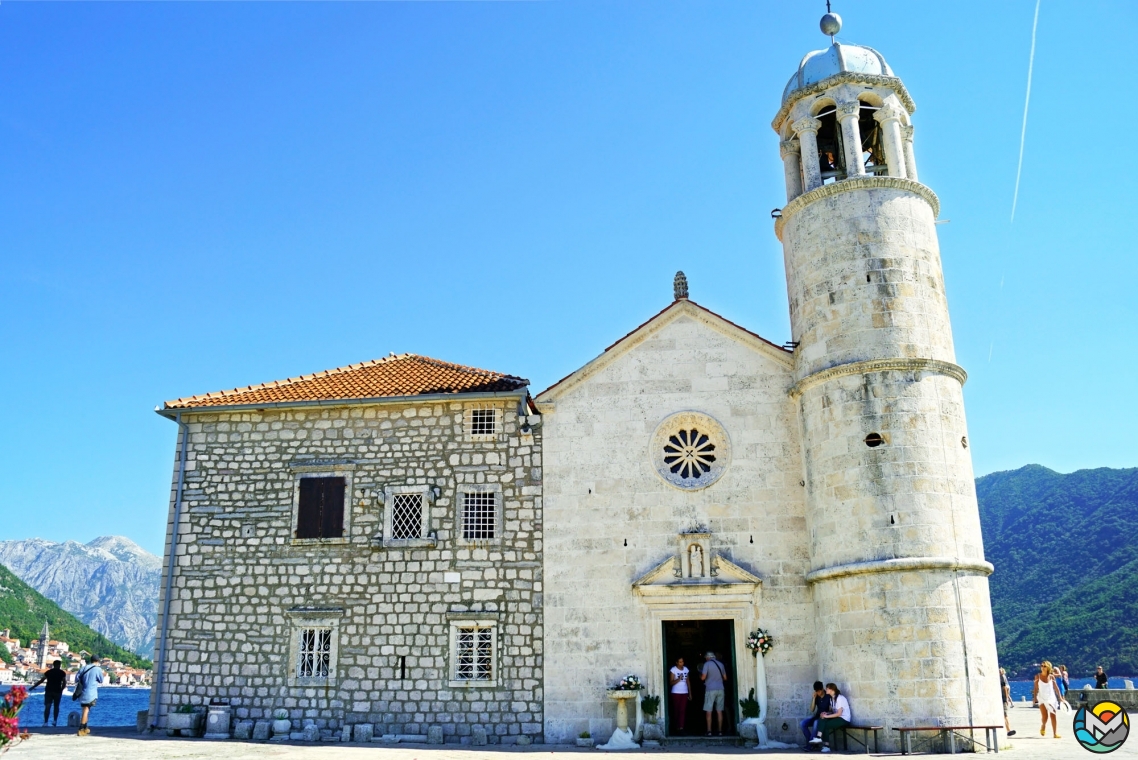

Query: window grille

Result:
[296,628,332,679]
[462,492,497,540]
[389,493,423,540]
[454,625,493,681]
[465,407,498,438]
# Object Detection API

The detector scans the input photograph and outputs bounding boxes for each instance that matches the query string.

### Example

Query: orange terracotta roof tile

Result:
[163,353,528,410]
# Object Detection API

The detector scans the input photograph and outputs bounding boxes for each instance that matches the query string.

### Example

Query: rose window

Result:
[663,429,717,480]
[650,412,730,490]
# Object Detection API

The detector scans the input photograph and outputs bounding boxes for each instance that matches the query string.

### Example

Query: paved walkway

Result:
[6,702,1135,758]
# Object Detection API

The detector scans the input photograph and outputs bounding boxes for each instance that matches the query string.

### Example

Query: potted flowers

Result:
[612,674,642,692]
[576,731,594,747]
[640,694,664,742]
[746,628,774,657]
[166,704,205,737]
[1,685,28,753]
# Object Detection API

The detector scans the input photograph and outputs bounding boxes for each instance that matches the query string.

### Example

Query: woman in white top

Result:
[1033,660,1061,738]
[668,657,691,733]
[810,683,852,753]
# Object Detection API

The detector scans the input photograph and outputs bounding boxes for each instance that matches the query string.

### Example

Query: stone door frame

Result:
[637,598,758,725]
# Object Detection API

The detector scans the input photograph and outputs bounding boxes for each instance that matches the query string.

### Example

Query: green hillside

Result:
[978,465,1138,677]
[0,562,151,669]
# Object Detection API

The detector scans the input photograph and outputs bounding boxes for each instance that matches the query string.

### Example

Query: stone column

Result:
[873,104,907,178]
[792,117,823,192]
[902,124,919,182]
[780,140,803,201]
[837,102,866,177]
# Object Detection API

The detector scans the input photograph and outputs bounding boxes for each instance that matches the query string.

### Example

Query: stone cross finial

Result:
[674,271,688,300]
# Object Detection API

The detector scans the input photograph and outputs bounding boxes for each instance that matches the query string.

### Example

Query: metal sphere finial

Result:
[820,12,842,37]
[673,271,688,301]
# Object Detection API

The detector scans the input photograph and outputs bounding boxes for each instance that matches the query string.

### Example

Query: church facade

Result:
[152,12,1001,750]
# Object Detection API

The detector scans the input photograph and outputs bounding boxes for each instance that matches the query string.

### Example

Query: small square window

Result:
[449,621,496,686]
[296,628,332,679]
[462,491,497,540]
[390,493,423,540]
[464,405,499,440]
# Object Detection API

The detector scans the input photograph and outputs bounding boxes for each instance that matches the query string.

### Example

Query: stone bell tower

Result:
[773,11,1002,738]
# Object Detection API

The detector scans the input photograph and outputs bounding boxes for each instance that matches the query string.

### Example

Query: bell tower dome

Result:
[774,11,1002,742]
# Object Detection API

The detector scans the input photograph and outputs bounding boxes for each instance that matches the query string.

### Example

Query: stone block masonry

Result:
[151,398,543,744]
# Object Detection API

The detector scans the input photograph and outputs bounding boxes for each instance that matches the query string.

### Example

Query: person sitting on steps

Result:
[808,683,851,753]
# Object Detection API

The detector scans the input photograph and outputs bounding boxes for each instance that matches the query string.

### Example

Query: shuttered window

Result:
[296,477,345,539]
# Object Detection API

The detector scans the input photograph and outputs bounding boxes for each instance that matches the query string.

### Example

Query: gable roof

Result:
[536,299,792,405]
[162,353,529,412]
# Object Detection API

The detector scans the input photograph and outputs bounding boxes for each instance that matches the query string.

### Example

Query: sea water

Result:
[11,687,151,727]
[1009,676,1134,703]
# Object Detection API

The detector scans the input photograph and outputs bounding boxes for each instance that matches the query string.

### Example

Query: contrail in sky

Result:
[1011,0,1041,223]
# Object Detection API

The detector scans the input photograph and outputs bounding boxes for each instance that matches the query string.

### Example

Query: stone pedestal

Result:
[599,690,640,750]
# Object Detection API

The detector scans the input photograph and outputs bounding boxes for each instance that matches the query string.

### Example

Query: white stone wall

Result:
[538,311,813,744]
[151,399,543,744]
[782,179,1002,744]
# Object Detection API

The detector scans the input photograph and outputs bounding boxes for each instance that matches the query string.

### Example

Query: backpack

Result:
[71,665,92,702]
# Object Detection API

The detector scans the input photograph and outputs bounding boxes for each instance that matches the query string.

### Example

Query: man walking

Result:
[73,655,104,736]
[31,660,68,726]
[999,668,1016,737]
[699,651,728,736]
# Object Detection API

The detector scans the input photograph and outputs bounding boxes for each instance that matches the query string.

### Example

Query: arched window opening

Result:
[858,106,888,175]
[813,108,844,183]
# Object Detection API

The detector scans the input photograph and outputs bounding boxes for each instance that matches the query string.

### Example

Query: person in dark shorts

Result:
[999,668,1016,737]
[31,660,68,726]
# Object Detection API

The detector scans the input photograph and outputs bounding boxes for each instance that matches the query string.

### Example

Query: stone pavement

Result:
[6,703,1135,759]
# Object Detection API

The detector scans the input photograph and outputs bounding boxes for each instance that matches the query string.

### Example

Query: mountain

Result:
[978,465,1138,677]
[0,561,150,668]
[0,536,161,659]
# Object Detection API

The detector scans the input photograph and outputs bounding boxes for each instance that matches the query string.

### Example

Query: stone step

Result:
[663,736,746,747]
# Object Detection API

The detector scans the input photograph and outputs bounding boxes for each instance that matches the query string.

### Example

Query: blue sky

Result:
[2,1,1135,554]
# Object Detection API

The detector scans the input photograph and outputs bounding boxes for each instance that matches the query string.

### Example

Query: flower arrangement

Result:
[1,685,28,753]
[746,628,774,657]
[613,674,642,691]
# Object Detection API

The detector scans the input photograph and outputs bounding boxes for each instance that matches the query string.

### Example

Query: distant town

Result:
[0,624,151,688]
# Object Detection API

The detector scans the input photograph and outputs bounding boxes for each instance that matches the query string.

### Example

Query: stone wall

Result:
[151,397,544,744]
[537,308,815,745]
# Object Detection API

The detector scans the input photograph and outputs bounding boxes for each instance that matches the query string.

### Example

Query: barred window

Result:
[390,493,423,540]
[454,625,494,681]
[464,406,499,439]
[296,628,332,679]
[462,492,497,540]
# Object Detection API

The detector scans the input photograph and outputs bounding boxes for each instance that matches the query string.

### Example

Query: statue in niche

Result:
[689,544,704,578]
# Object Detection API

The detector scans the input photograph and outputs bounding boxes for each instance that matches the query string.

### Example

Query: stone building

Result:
[152,11,1001,750]
[150,354,544,744]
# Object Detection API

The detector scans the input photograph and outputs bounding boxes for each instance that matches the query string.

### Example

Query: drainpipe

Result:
[151,410,189,730]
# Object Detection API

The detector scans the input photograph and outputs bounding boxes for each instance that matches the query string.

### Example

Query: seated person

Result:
[799,681,830,743]
[809,683,851,753]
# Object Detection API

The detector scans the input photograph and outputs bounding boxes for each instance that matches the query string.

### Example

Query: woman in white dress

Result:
[1032,660,1061,738]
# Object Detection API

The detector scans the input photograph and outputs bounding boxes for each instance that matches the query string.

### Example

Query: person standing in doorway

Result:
[1094,666,1109,689]
[72,655,104,736]
[999,668,1016,737]
[699,651,728,736]
[668,657,691,734]
[31,660,68,726]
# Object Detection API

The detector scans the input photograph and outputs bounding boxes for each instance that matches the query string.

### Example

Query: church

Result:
[150,11,1001,750]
